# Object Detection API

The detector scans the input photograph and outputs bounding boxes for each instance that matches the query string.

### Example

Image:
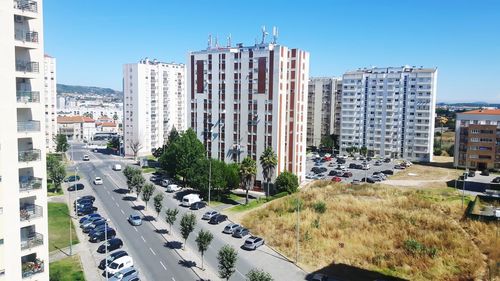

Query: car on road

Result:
[223,223,240,234]
[232,227,250,238]
[190,201,207,210]
[331,176,342,182]
[89,228,116,243]
[243,236,265,250]
[83,155,90,161]
[68,183,85,191]
[105,256,134,277]
[77,205,97,216]
[94,177,103,185]
[166,184,181,192]
[202,211,219,220]
[112,164,122,171]
[97,238,124,253]
[492,177,500,183]
[64,175,81,182]
[99,250,128,270]
[108,267,138,281]
[79,213,101,224]
[128,213,142,226]
[209,214,228,225]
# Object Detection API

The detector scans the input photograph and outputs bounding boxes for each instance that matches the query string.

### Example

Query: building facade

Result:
[340,66,437,162]
[123,59,186,157]
[43,54,56,152]
[57,116,96,141]
[306,77,341,148]
[187,41,310,183]
[454,109,500,170]
[0,0,49,279]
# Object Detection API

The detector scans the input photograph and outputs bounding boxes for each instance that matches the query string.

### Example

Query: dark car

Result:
[381,170,394,175]
[74,198,93,206]
[384,158,391,163]
[361,177,376,183]
[209,214,228,225]
[64,175,81,182]
[468,170,476,177]
[348,163,357,169]
[318,167,327,173]
[83,220,108,233]
[480,170,490,176]
[337,158,346,164]
[77,206,97,216]
[99,250,128,269]
[232,227,250,238]
[328,170,339,176]
[492,177,500,183]
[79,213,101,224]
[68,183,84,191]
[79,195,96,202]
[341,171,353,178]
[190,201,207,210]
[97,238,123,253]
[89,224,110,237]
[89,228,116,243]
[75,202,94,212]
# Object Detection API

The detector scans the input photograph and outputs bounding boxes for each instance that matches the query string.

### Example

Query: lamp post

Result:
[104,219,110,281]
[207,110,225,205]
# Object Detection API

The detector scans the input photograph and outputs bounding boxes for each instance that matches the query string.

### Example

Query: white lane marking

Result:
[149,247,156,255]
[107,190,110,195]
[120,209,124,214]
[115,202,119,207]
[141,236,146,242]
[160,261,167,270]
[134,227,138,232]
[172,278,176,281]
[111,197,115,201]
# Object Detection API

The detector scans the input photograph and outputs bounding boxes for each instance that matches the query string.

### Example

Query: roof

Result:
[96,122,116,127]
[461,109,500,115]
[57,116,95,124]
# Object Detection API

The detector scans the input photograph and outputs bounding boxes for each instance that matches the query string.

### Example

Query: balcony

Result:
[21,259,44,279]
[21,232,44,250]
[18,149,41,162]
[20,204,43,222]
[18,121,40,132]
[19,176,42,192]
[14,30,39,43]
[16,61,39,73]
[17,91,40,103]
[14,0,38,13]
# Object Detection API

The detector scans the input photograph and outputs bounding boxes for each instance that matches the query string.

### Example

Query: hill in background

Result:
[57,83,122,97]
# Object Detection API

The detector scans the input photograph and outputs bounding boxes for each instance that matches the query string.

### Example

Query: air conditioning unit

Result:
[15,15,24,23]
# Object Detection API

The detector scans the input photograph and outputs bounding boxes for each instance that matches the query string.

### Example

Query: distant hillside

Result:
[57,84,122,96]
[437,102,500,108]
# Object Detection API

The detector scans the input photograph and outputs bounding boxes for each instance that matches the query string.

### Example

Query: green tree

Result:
[246,268,274,281]
[259,147,277,198]
[165,208,179,234]
[224,163,240,192]
[180,213,196,250]
[217,245,238,281]
[275,171,299,194]
[167,127,180,147]
[446,144,455,157]
[131,172,145,197]
[46,154,59,176]
[186,158,210,197]
[239,156,257,205]
[320,135,333,149]
[360,146,368,156]
[107,137,120,150]
[153,194,164,218]
[50,164,67,192]
[195,229,214,270]
[210,159,228,201]
[55,134,69,153]
[152,146,164,158]
[141,183,154,209]
[83,112,93,119]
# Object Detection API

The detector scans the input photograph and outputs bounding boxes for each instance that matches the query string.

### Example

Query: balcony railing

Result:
[16,61,39,73]
[17,121,40,132]
[21,259,44,279]
[17,91,40,103]
[19,176,42,192]
[14,0,38,13]
[20,204,43,221]
[21,232,44,250]
[18,149,41,162]
[14,30,39,43]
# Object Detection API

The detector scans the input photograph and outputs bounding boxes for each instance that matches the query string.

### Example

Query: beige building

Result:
[57,116,96,141]
[0,0,49,279]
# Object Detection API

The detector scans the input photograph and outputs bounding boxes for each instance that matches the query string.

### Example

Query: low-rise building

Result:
[57,115,96,141]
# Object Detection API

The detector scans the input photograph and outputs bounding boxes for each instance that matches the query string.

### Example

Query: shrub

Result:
[275,172,299,194]
[312,201,327,214]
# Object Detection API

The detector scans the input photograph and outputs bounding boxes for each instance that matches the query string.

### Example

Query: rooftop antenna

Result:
[215,34,219,48]
[227,33,232,47]
[207,34,212,49]
[272,26,278,44]
[261,25,268,44]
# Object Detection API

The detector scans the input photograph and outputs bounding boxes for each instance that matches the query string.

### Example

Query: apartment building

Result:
[340,66,438,162]
[123,59,186,157]
[306,77,341,147]
[187,39,310,183]
[454,109,500,170]
[43,54,56,152]
[57,116,96,141]
[0,0,49,279]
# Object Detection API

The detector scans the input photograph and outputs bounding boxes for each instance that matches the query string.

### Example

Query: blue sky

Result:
[44,0,500,103]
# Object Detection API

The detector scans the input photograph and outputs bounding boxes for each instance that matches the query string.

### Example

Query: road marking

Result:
[134,227,138,232]
[172,278,176,281]
[115,202,119,207]
[111,197,115,201]
[141,236,146,242]
[120,209,124,214]
[160,261,167,270]
[107,190,110,195]
[149,247,156,255]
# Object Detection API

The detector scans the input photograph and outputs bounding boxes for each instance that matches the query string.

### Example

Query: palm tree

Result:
[437,116,449,149]
[259,147,277,198]
[239,156,257,205]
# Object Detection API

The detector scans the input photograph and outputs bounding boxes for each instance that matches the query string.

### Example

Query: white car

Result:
[166,184,181,192]
[112,164,122,171]
[94,177,103,185]
[336,165,346,170]
[106,256,133,277]
[82,155,90,161]
[161,179,170,187]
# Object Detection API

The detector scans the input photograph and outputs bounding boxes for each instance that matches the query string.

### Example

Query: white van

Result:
[161,179,170,187]
[166,184,181,192]
[182,194,202,207]
[112,164,122,171]
[106,256,133,276]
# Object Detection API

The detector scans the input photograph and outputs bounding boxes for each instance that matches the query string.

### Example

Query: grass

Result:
[49,255,85,281]
[241,183,491,280]
[389,164,461,181]
[48,202,79,252]
[47,182,63,197]
[142,167,156,173]
[227,192,288,213]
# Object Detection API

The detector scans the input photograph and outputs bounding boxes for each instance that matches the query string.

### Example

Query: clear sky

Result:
[44,0,500,103]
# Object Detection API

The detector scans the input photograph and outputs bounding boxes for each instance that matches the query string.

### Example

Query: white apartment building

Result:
[43,54,56,152]
[306,77,341,147]
[188,39,310,184]
[0,0,49,279]
[340,66,437,162]
[123,59,186,156]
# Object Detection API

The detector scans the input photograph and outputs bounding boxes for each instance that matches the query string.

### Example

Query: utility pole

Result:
[69,143,73,256]
[296,197,300,264]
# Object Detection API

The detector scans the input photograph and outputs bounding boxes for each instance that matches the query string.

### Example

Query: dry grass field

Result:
[389,164,461,181]
[241,183,498,280]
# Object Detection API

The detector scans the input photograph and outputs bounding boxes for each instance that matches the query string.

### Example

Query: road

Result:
[71,142,308,281]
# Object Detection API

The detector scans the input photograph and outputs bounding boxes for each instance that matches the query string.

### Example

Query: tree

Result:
[51,164,66,192]
[275,171,299,194]
[446,144,455,157]
[195,229,214,270]
[107,137,120,150]
[165,208,179,234]
[153,194,164,218]
[180,213,196,250]
[131,172,145,197]
[246,268,274,281]
[141,183,154,209]
[224,163,240,192]
[239,156,257,205]
[55,134,69,153]
[83,112,93,119]
[167,127,180,147]
[260,147,277,198]
[113,112,119,121]
[437,116,449,148]
[128,139,143,160]
[46,154,59,178]
[320,135,333,149]
[152,146,164,158]
[217,245,238,281]
[360,146,368,156]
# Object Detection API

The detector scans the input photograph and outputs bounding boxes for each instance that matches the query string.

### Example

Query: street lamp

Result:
[104,219,110,281]
[207,110,225,205]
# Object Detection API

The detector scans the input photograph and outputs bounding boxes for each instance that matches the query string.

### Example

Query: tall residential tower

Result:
[43,54,56,152]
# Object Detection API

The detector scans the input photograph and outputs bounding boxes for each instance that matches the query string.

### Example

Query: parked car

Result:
[68,183,84,191]
[83,155,90,161]
[202,211,219,220]
[223,223,240,234]
[149,175,159,182]
[81,216,104,228]
[89,224,109,237]
[348,163,358,169]
[468,170,476,177]
[166,184,181,192]
[190,201,207,210]
[371,175,383,182]
[373,172,387,180]
[128,213,142,226]
[232,227,250,238]
[112,164,122,171]
[77,206,97,216]
[480,170,490,176]
[161,179,170,187]
[323,156,332,161]
[341,171,353,178]
[97,238,124,253]
[394,164,405,170]
[182,194,202,207]
[384,158,391,163]
[336,158,346,164]
[79,213,101,224]
[243,236,265,250]
[381,169,394,175]
[311,273,329,281]
[64,175,81,182]
[366,157,372,162]
[351,179,361,185]
[362,164,370,170]
[492,177,500,183]
[89,228,116,243]
[331,176,342,182]
[94,177,103,185]
[360,177,376,183]
[328,170,339,176]
[306,173,315,179]
[105,256,133,277]
[99,250,128,270]
[74,198,93,207]
[78,195,96,202]
[374,160,382,166]
[108,267,138,281]
[83,220,108,233]
[336,165,346,170]
[209,214,228,225]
